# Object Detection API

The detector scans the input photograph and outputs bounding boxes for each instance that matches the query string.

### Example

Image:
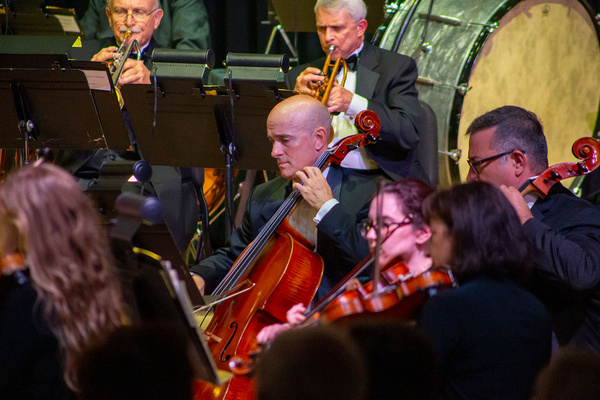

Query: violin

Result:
[319,263,456,323]
[518,137,600,196]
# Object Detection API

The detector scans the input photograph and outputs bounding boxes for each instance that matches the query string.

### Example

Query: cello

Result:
[518,137,600,196]
[194,110,380,400]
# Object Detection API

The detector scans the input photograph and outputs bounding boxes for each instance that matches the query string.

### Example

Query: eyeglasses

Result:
[111,7,159,22]
[466,149,523,175]
[359,214,414,239]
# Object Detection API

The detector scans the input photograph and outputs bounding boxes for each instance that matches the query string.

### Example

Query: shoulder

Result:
[540,184,600,222]
[250,177,289,201]
[361,42,415,67]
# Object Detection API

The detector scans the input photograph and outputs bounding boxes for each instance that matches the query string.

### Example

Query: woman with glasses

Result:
[419,181,551,400]
[0,163,126,399]
[256,178,437,343]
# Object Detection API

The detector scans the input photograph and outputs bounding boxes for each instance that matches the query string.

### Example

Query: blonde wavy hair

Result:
[0,162,125,390]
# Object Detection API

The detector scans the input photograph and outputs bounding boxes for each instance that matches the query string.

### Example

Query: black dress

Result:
[0,271,67,400]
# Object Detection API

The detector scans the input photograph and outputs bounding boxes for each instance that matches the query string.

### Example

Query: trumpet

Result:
[110,30,141,108]
[313,45,348,106]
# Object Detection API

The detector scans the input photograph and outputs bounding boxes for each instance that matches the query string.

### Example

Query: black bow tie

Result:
[345,54,358,71]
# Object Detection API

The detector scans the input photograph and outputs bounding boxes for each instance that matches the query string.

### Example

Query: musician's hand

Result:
[256,323,291,344]
[500,185,534,224]
[192,274,206,295]
[326,83,353,113]
[294,67,325,96]
[286,303,307,325]
[118,59,151,84]
[91,46,119,64]
[293,167,334,210]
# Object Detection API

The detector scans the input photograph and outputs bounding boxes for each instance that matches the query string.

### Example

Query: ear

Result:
[105,7,111,20]
[510,150,528,178]
[414,225,432,246]
[153,9,164,29]
[356,19,368,37]
[313,126,329,152]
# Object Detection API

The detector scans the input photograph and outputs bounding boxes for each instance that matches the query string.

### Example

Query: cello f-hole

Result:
[220,322,238,363]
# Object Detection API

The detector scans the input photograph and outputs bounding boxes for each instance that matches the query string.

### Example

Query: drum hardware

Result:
[416,77,471,95]
[421,42,432,52]
[373,1,401,44]
[439,149,462,162]
[417,13,498,31]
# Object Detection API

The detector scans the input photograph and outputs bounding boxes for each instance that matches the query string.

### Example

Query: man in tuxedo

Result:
[190,95,381,298]
[91,0,163,84]
[285,0,423,181]
[465,105,600,351]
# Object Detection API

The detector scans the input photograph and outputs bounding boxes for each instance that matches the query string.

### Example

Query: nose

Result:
[271,142,282,158]
[365,225,376,240]
[325,28,335,43]
[124,13,135,25]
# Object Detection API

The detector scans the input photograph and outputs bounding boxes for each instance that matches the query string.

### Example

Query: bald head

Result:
[267,95,330,179]
[269,95,332,134]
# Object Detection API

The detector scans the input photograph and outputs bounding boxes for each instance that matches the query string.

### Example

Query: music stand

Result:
[0,1,84,36]
[122,52,294,233]
[0,53,130,156]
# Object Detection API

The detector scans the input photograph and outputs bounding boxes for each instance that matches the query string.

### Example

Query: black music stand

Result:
[122,53,294,234]
[0,53,130,156]
[108,192,221,385]
[0,1,84,36]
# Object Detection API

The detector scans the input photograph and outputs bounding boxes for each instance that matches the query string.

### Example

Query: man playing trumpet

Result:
[286,0,424,182]
[92,0,164,84]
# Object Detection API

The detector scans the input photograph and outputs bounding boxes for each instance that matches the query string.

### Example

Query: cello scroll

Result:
[520,137,600,196]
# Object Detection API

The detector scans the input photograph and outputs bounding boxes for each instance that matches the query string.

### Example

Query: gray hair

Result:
[314,0,367,23]
[106,0,160,10]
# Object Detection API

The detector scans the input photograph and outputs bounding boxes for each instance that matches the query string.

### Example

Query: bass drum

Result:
[378,0,600,186]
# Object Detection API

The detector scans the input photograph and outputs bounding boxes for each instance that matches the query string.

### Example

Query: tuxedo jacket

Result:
[524,183,600,350]
[285,42,423,180]
[192,165,381,297]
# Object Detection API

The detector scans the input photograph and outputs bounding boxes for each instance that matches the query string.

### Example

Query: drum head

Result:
[379,0,600,186]
[457,0,600,183]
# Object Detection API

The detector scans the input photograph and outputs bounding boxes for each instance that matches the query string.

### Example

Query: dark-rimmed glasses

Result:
[359,214,414,239]
[466,149,522,175]
[111,7,159,22]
